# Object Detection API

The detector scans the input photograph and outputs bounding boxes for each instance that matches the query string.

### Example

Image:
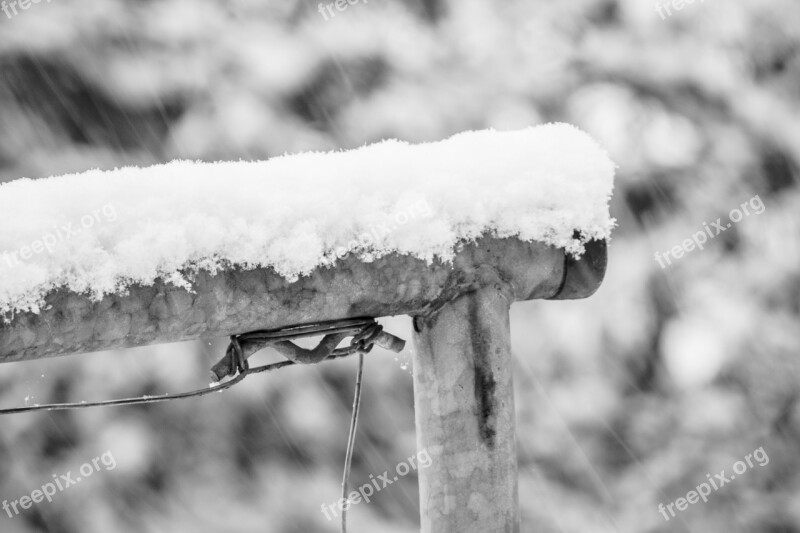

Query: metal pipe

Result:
[0,236,580,363]
[412,285,519,532]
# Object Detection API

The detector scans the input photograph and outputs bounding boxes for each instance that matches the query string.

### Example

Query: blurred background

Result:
[1,0,799,531]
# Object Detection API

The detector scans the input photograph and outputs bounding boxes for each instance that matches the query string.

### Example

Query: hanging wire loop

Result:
[0,317,405,415]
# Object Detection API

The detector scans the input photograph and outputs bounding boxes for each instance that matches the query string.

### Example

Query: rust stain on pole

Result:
[413,285,519,532]
[469,296,498,449]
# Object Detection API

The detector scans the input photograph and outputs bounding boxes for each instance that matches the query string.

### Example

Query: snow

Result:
[0,123,615,318]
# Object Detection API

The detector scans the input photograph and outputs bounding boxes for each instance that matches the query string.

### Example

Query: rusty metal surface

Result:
[0,237,606,363]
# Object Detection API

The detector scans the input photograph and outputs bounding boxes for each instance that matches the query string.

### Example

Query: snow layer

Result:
[0,124,615,317]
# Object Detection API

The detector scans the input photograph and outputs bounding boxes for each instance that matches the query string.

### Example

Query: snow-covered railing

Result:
[0,124,614,532]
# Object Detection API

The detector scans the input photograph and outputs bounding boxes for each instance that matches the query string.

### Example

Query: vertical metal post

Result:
[412,285,519,533]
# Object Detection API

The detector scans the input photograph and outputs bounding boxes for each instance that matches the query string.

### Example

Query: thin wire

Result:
[0,354,358,415]
[0,361,257,415]
[0,318,397,415]
[341,351,365,533]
